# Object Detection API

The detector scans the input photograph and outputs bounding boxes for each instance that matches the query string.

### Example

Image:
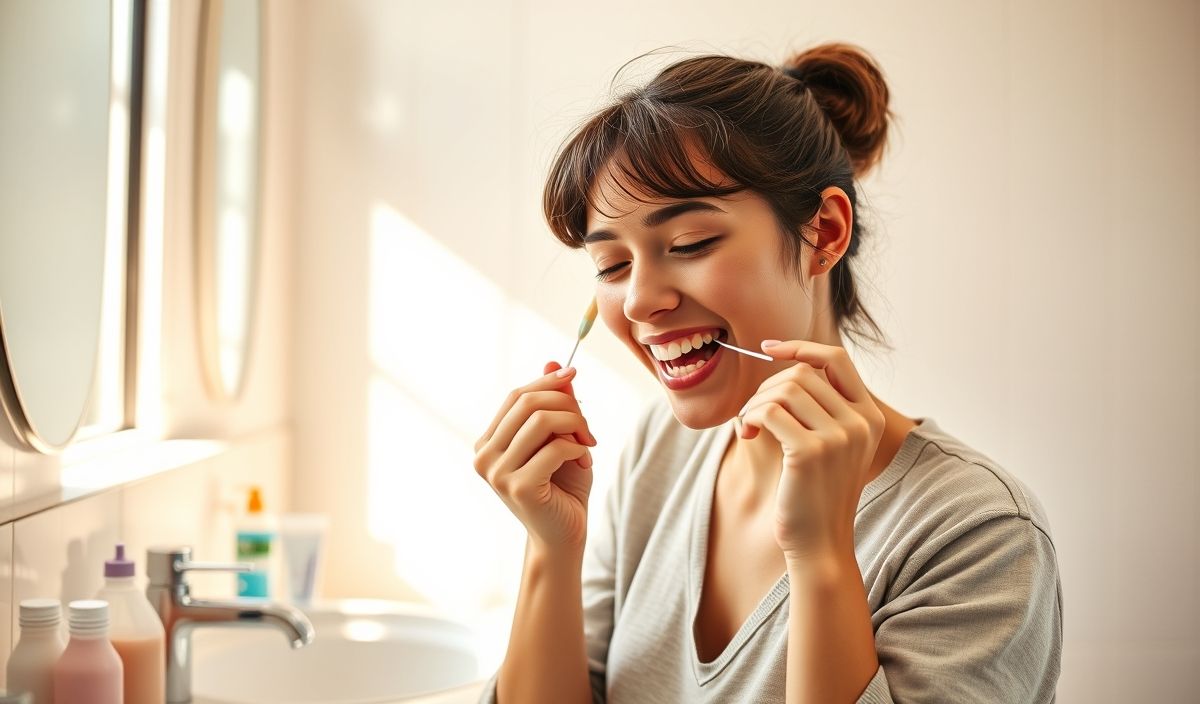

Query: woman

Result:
[473,42,1062,703]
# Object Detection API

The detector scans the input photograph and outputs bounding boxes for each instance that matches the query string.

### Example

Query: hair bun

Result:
[783,42,892,178]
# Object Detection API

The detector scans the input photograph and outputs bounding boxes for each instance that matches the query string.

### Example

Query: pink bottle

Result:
[52,600,123,704]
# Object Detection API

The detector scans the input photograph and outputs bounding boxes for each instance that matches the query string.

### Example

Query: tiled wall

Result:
[0,425,289,690]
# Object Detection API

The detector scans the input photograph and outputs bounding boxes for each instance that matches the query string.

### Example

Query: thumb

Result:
[543,360,591,447]
[543,360,576,397]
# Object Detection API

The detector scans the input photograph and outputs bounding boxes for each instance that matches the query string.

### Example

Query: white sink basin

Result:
[191,599,487,704]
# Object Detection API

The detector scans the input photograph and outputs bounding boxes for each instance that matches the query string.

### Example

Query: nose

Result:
[622,258,680,325]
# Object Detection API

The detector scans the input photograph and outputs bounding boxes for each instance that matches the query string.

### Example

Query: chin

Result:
[664,397,731,430]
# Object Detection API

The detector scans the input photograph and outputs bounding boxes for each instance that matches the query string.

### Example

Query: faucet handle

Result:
[178,560,254,573]
[147,546,253,586]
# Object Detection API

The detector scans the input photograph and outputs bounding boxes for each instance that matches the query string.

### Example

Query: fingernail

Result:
[761,339,781,348]
[579,450,593,468]
[556,367,575,377]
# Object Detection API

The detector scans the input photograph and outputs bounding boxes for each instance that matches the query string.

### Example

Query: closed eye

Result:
[594,236,722,282]
[667,237,720,256]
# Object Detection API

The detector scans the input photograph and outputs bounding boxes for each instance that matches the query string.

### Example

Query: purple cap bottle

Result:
[104,543,135,578]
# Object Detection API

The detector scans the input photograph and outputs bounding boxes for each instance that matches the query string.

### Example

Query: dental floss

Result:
[565,297,598,368]
[714,338,774,361]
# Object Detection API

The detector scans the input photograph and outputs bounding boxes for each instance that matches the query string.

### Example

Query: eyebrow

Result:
[583,201,727,244]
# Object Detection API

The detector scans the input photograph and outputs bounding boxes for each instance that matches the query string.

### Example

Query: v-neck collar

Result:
[687,418,789,683]
[687,415,937,685]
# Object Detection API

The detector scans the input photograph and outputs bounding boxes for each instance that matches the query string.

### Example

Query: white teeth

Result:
[664,358,707,378]
[649,330,721,361]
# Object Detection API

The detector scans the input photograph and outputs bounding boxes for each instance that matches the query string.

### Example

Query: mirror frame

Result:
[193,0,267,403]
[0,0,143,453]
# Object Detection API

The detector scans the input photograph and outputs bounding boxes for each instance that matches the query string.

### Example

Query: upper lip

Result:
[638,326,725,346]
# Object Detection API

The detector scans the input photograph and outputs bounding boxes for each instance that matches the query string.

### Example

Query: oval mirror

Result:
[195,0,265,401]
[0,0,132,452]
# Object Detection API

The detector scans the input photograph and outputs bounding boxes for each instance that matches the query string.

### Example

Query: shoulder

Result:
[863,418,1058,554]
[863,423,1065,703]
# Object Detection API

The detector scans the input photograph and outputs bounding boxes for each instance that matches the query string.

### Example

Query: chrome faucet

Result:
[146,546,315,703]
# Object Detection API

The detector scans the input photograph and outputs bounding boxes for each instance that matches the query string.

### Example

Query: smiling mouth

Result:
[645,329,728,378]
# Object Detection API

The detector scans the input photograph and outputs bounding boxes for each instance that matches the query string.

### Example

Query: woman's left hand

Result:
[737,339,887,563]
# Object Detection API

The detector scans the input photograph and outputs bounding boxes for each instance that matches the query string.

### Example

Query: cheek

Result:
[596,291,626,337]
[597,292,654,367]
[693,257,755,311]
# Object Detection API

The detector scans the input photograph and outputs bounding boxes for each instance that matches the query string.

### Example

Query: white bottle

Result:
[6,599,67,704]
[96,544,165,704]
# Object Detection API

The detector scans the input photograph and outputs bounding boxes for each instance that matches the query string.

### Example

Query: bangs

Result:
[544,101,745,249]
[537,47,891,353]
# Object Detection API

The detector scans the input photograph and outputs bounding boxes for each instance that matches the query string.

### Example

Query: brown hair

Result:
[543,42,895,352]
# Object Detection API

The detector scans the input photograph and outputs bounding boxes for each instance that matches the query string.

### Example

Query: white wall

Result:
[288,0,1200,700]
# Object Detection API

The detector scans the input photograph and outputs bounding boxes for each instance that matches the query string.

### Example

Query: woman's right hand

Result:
[473,360,598,552]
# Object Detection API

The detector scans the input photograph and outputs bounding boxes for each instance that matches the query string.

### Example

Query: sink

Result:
[191,599,488,704]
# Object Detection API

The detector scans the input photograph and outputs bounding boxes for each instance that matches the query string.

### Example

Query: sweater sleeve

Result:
[476,401,655,704]
[854,512,1063,703]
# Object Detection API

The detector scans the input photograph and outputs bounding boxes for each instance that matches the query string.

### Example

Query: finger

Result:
[478,391,596,476]
[477,390,590,467]
[544,360,576,397]
[492,409,596,483]
[476,364,578,452]
[547,357,597,446]
[740,400,817,451]
[504,436,591,499]
[739,384,833,440]
[756,359,834,393]
[758,340,869,404]
[751,363,855,422]
[542,361,593,445]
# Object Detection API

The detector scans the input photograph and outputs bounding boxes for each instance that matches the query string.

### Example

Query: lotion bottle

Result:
[6,599,66,703]
[96,544,165,704]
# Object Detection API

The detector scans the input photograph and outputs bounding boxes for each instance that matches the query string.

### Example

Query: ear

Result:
[807,186,854,277]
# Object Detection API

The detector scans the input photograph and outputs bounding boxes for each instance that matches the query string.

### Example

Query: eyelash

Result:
[593,236,722,282]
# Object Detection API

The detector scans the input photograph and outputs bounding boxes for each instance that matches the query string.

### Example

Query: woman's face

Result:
[583,158,829,430]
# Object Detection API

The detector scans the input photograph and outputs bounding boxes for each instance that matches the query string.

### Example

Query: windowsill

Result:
[5,427,229,523]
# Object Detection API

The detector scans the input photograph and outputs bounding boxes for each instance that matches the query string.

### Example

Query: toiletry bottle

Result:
[7,599,66,703]
[96,544,165,704]
[279,513,329,604]
[52,600,123,704]
[236,486,276,598]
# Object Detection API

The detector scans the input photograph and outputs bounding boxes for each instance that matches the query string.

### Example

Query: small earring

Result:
[818,257,828,266]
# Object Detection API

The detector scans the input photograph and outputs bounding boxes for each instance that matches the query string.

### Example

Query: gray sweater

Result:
[479,396,1063,702]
